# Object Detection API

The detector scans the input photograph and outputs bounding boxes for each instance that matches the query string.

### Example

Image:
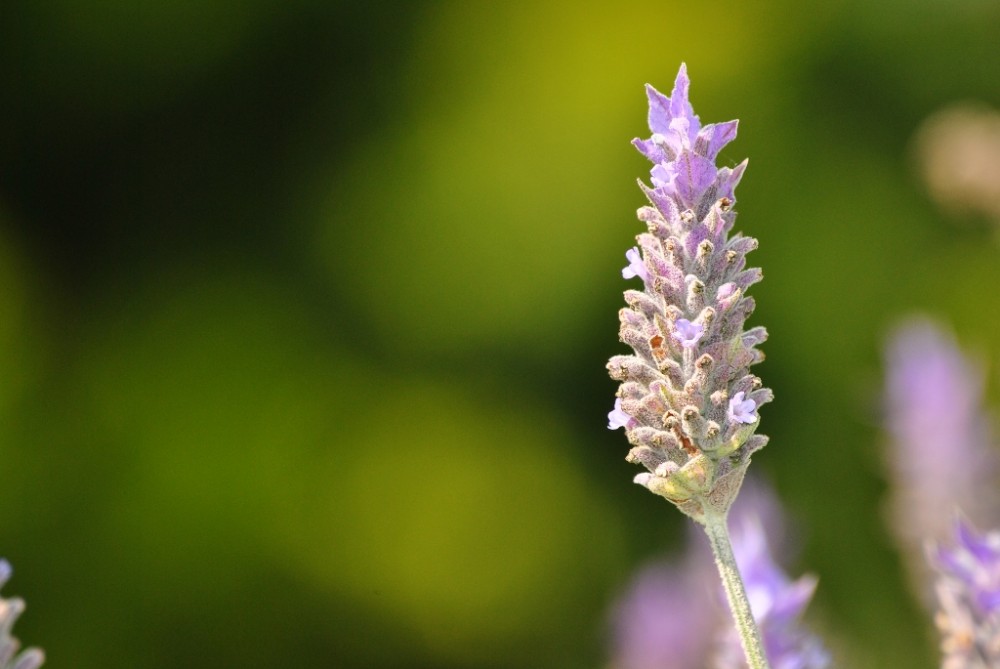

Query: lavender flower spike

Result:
[608,63,770,522]
[883,318,1000,599]
[0,561,45,669]
[931,520,1000,668]
[608,63,772,669]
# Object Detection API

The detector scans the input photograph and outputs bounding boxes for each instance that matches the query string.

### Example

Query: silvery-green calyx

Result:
[608,64,771,523]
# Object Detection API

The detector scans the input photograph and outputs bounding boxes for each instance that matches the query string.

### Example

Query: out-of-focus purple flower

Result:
[883,318,1000,596]
[931,520,1000,669]
[622,247,651,283]
[0,560,45,669]
[714,512,830,669]
[728,392,758,425]
[608,63,770,522]
[608,479,829,669]
[607,546,719,669]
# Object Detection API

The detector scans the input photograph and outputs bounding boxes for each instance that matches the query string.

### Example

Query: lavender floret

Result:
[622,247,652,283]
[728,392,758,425]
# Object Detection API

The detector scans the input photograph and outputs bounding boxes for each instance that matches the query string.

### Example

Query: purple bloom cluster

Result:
[882,318,1000,664]
[607,481,829,669]
[931,521,1000,668]
[607,64,771,521]
[0,561,44,669]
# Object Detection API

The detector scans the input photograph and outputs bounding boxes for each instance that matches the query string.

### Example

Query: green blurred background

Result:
[1,1,999,667]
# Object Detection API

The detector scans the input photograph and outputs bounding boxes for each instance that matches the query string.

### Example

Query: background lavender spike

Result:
[608,63,769,521]
[882,317,1000,600]
[0,561,44,669]
[931,520,1000,669]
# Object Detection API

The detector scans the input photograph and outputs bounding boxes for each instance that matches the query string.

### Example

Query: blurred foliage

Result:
[0,0,999,667]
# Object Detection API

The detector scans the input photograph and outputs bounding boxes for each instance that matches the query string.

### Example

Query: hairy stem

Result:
[703,509,771,669]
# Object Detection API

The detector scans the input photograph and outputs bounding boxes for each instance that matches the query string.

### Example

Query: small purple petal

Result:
[668,63,700,139]
[717,159,748,201]
[621,247,650,283]
[671,318,704,349]
[696,119,739,160]
[608,398,633,430]
[649,162,673,189]
[668,116,694,150]
[671,151,717,208]
[728,391,758,424]
[632,136,667,164]
[645,83,674,136]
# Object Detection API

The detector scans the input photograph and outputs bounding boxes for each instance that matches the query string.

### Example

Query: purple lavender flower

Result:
[672,318,705,349]
[883,318,1000,596]
[623,247,652,283]
[609,397,636,430]
[0,561,44,669]
[607,63,771,521]
[728,392,758,425]
[931,520,1000,668]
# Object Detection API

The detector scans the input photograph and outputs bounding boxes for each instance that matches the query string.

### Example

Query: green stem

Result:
[703,509,771,669]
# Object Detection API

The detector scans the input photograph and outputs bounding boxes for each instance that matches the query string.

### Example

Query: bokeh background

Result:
[1,1,999,667]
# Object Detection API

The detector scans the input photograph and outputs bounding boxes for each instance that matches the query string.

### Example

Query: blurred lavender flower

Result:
[715,511,830,669]
[607,63,770,522]
[607,480,829,669]
[883,318,1000,595]
[607,542,719,669]
[0,561,44,669]
[931,520,1000,668]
